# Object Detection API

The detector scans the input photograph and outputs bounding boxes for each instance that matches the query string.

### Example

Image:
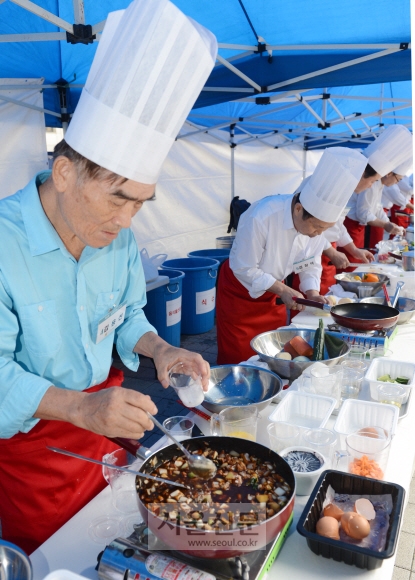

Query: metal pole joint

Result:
[66,23,95,44]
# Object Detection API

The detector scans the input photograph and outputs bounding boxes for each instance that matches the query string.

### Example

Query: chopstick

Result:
[382,284,392,307]
[176,400,211,422]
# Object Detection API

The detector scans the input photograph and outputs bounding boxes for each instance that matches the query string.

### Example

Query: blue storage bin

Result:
[161,258,219,334]
[143,269,185,347]
[187,249,230,265]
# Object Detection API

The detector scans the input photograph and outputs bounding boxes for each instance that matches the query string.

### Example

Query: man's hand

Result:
[277,286,306,311]
[327,250,350,269]
[305,289,329,305]
[35,385,158,439]
[134,332,210,390]
[351,248,375,263]
[385,222,404,237]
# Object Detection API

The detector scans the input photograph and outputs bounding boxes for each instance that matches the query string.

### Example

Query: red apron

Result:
[320,242,337,296]
[390,204,410,232]
[0,366,124,554]
[369,208,388,247]
[216,260,287,365]
[344,216,365,249]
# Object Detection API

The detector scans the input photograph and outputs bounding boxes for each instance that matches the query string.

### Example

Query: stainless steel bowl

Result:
[250,329,350,381]
[0,540,32,580]
[360,296,415,324]
[334,272,390,296]
[202,365,283,414]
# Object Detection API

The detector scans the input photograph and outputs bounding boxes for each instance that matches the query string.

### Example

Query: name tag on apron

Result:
[293,256,315,274]
[96,303,126,344]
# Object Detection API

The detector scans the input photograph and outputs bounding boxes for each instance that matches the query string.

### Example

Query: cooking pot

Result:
[402,250,415,272]
[110,436,295,559]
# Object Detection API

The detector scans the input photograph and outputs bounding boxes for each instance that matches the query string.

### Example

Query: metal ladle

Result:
[147,413,217,479]
[392,281,405,308]
[47,446,190,489]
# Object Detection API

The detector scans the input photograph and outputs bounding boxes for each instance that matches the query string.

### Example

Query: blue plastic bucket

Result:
[143,269,185,347]
[187,249,230,265]
[161,258,219,334]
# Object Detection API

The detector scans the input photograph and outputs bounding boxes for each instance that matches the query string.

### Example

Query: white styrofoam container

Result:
[365,357,415,404]
[334,399,399,447]
[268,391,336,429]
[43,571,88,580]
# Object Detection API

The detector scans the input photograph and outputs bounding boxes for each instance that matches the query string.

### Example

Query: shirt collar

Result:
[283,196,295,230]
[20,172,63,257]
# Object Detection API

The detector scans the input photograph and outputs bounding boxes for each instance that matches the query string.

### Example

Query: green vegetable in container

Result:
[312,318,325,361]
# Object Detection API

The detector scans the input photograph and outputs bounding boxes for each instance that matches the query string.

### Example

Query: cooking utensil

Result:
[334,272,390,297]
[147,413,216,479]
[0,539,32,580]
[47,446,190,489]
[405,226,414,243]
[131,436,296,558]
[176,399,211,421]
[250,328,350,381]
[391,281,405,308]
[360,296,415,325]
[402,250,415,271]
[382,283,392,307]
[292,298,399,331]
[202,364,283,414]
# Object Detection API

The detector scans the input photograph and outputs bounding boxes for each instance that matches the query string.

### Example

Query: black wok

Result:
[109,436,295,559]
[293,297,399,331]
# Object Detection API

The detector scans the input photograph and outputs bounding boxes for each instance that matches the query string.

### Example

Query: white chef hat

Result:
[364,125,413,177]
[65,0,217,183]
[393,157,413,176]
[300,147,367,222]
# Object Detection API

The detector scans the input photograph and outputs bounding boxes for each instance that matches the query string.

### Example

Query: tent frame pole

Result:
[230,124,236,201]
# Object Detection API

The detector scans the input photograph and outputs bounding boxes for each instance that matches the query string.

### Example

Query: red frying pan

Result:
[293,297,399,331]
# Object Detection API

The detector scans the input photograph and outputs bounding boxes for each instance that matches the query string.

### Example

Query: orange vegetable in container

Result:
[287,336,314,358]
[362,273,379,283]
[349,455,384,480]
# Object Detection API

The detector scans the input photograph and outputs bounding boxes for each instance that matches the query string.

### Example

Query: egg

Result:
[316,516,340,540]
[341,511,370,540]
[323,503,344,521]
[355,498,376,521]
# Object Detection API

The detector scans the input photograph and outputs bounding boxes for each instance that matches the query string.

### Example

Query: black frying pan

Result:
[293,297,399,331]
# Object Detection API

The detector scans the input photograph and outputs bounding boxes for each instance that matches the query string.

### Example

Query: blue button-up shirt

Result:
[0,172,156,437]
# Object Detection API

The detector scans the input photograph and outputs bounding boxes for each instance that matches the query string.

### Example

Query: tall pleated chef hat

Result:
[65,0,217,184]
[364,125,413,177]
[393,157,413,176]
[300,147,367,222]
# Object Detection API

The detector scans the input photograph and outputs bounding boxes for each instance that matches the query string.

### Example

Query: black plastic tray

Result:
[297,470,405,570]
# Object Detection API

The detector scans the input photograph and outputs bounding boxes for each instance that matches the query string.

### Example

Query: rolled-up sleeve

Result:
[230,216,277,299]
[115,233,157,370]
[298,238,324,294]
[0,271,53,438]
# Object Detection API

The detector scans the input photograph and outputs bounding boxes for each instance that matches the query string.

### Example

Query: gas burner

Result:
[327,324,383,337]
[97,520,292,580]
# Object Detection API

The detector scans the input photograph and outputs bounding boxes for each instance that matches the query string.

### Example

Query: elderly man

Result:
[0,0,216,554]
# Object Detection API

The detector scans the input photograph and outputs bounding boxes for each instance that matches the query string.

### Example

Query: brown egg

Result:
[341,511,370,540]
[316,516,340,540]
[323,503,344,521]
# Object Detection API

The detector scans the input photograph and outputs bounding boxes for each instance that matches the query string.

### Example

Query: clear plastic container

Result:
[268,391,336,429]
[364,357,415,404]
[43,572,90,580]
[333,399,399,448]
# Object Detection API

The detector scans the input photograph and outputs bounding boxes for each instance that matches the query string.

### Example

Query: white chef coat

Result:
[347,182,389,225]
[382,184,409,210]
[295,176,352,249]
[229,195,326,299]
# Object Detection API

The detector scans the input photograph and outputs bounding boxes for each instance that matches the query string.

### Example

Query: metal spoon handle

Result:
[147,413,191,459]
[47,446,189,489]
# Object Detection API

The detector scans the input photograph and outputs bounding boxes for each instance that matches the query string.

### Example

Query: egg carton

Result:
[333,399,399,448]
[268,391,336,430]
[364,357,415,404]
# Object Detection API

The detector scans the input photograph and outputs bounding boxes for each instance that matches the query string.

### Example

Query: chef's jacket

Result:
[295,175,352,249]
[347,182,389,225]
[0,172,156,438]
[382,184,409,210]
[229,195,326,299]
